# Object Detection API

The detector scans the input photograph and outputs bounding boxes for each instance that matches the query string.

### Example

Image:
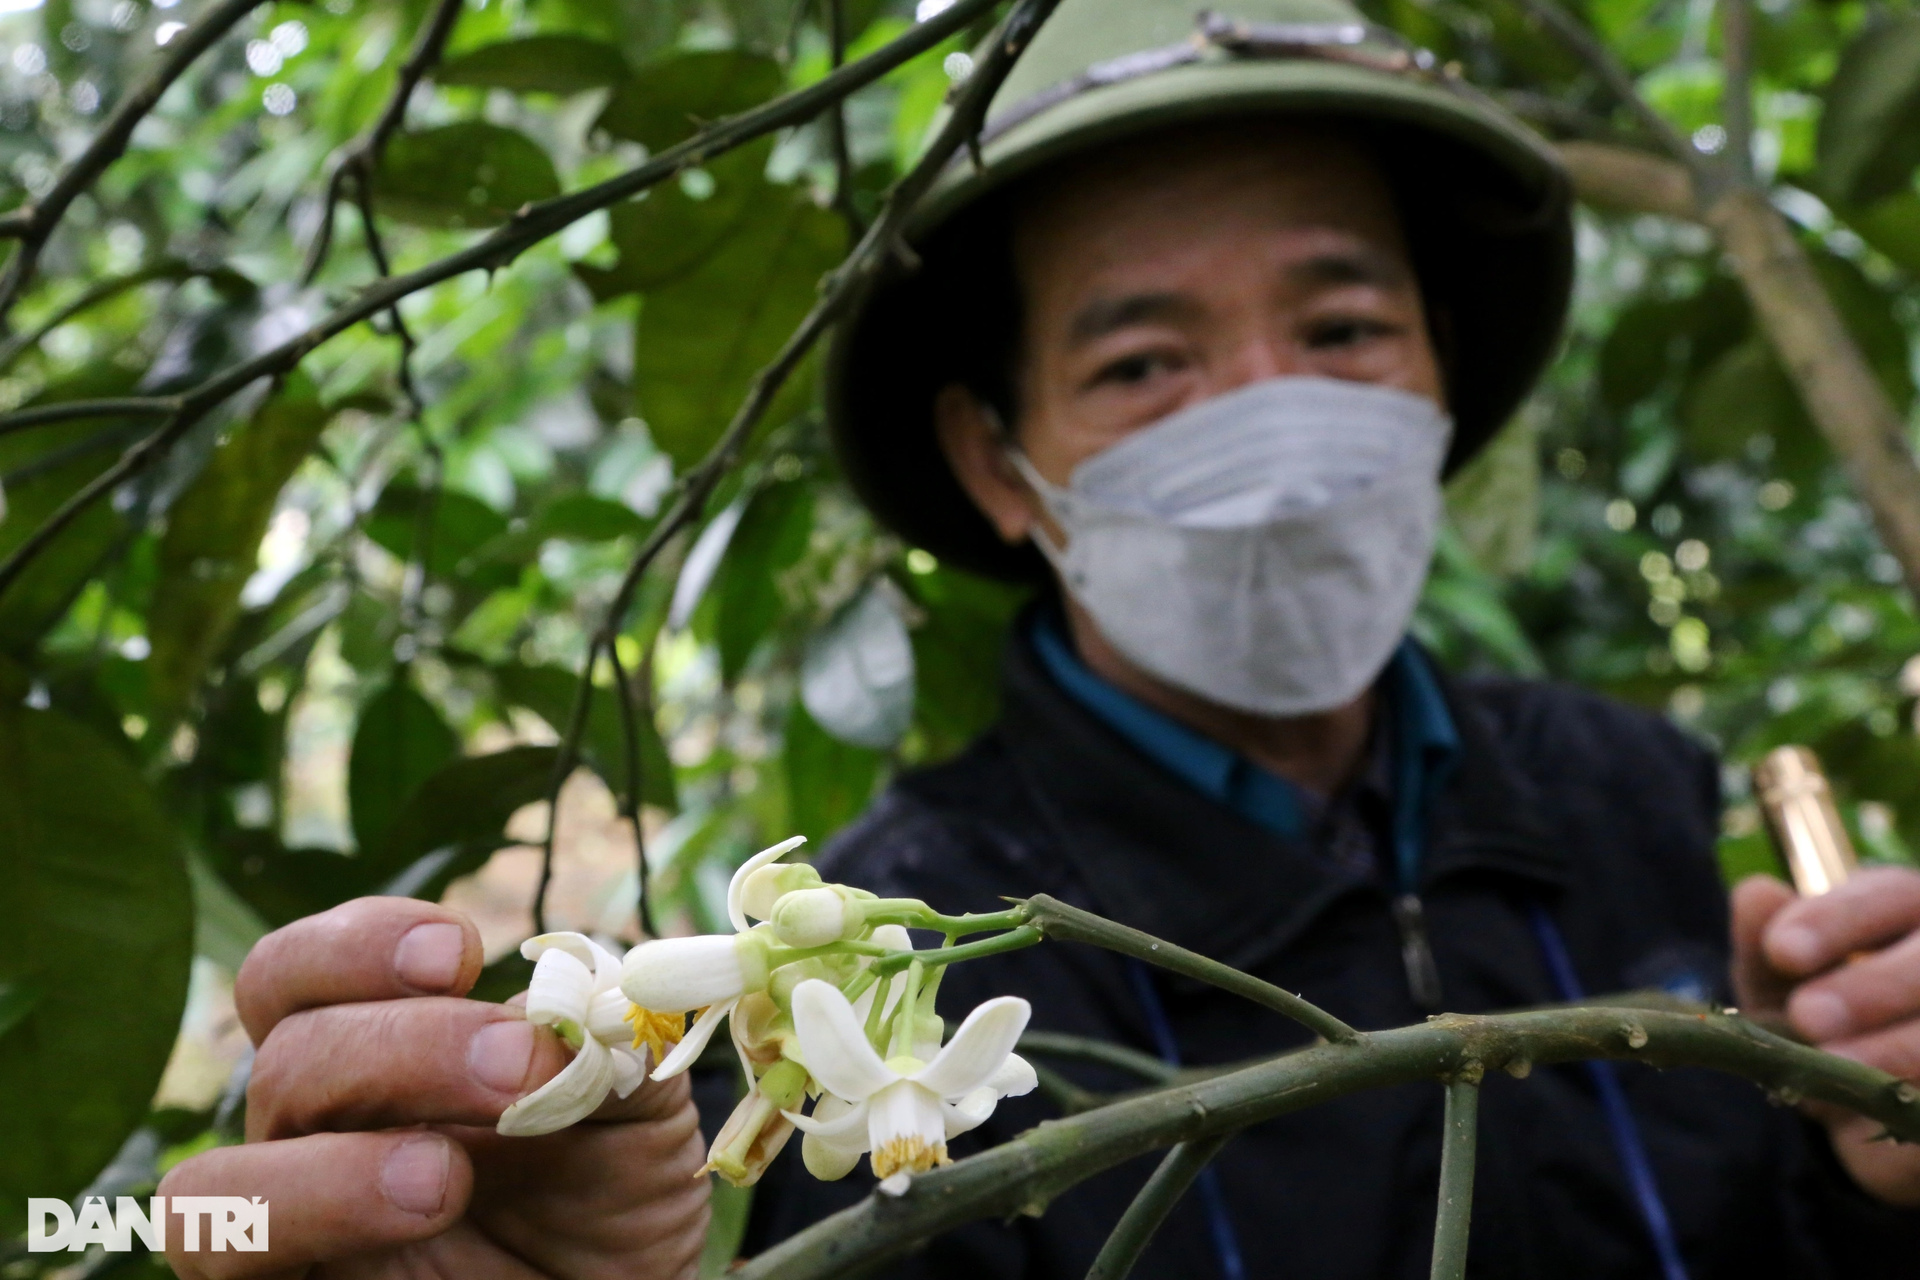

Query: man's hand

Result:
[158,897,711,1279]
[1733,868,1920,1207]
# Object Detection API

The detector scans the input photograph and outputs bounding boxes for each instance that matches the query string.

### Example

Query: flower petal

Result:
[608,1046,647,1098]
[987,1052,1038,1099]
[726,835,807,932]
[620,934,746,1013]
[521,931,596,968]
[911,996,1031,1099]
[781,1096,870,1140]
[497,1034,616,1137]
[867,1078,949,1179]
[585,987,633,1045]
[524,948,594,1031]
[651,997,735,1080]
[791,979,897,1102]
[943,1089,997,1139]
[584,936,626,994]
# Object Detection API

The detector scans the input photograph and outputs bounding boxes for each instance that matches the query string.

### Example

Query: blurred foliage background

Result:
[4,0,1920,1268]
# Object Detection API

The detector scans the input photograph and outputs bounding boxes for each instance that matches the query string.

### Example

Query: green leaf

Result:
[1817,12,1920,205]
[1444,411,1539,579]
[0,702,193,1232]
[187,850,269,972]
[147,374,331,721]
[436,35,628,95]
[574,143,772,301]
[713,480,813,682]
[633,191,845,468]
[349,677,460,854]
[1844,191,1920,277]
[493,663,677,810]
[365,745,560,888]
[904,565,1024,761]
[0,369,139,653]
[374,122,562,229]
[365,484,512,584]
[595,51,783,152]
[1683,340,1825,477]
[783,700,882,847]
[460,492,652,572]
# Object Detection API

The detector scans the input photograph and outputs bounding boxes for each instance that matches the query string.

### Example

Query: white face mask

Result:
[1007,376,1453,717]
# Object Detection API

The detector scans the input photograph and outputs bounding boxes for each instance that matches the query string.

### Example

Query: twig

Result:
[1719,0,1754,183]
[0,397,180,437]
[1428,1078,1480,1280]
[1086,1132,1234,1280]
[1020,894,1362,1045]
[525,0,1064,929]
[605,636,654,938]
[1514,0,1708,183]
[0,0,1005,603]
[0,0,272,325]
[303,0,465,284]
[735,1004,1920,1280]
[824,0,866,236]
[1018,1030,1181,1084]
[0,259,201,372]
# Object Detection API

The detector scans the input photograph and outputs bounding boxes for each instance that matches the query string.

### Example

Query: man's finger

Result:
[1814,1015,1920,1083]
[158,1130,472,1280]
[1730,873,1796,1014]
[1788,924,1920,1044]
[236,898,484,1045]
[1762,867,1920,978]
[248,999,570,1141]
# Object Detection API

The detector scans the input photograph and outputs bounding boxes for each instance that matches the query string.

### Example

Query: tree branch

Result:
[1719,0,1755,183]
[1021,894,1362,1045]
[1514,0,1711,185]
[1085,1132,1234,1280]
[1555,139,1920,600]
[1428,1078,1480,1280]
[0,259,203,372]
[824,0,867,237]
[303,0,465,284]
[0,0,272,325]
[735,1005,1920,1280]
[0,0,1007,604]
[605,637,654,939]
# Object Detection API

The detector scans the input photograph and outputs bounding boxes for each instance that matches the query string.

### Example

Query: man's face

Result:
[937,121,1444,542]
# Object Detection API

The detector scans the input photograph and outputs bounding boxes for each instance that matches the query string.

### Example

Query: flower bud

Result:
[738,862,825,921]
[770,886,864,948]
[620,930,773,1013]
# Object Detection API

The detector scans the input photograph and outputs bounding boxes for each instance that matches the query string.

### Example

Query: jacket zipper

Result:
[1391,892,1444,1011]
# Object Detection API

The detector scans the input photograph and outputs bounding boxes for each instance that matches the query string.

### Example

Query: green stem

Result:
[869,926,1044,978]
[1429,1078,1480,1280]
[1085,1131,1234,1280]
[1016,1030,1181,1084]
[735,1005,1920,1280]
[1019,895,1360,1045]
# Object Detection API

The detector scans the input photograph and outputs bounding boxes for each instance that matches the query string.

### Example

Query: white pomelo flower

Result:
[782,979,1037,1194]
[627,835,806,1081]
[497,933,651,1137]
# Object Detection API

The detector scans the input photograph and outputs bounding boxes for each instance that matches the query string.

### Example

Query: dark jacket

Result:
[725,638,1920,1278]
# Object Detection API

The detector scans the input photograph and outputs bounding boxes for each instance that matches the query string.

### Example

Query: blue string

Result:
[1527,905,1691,1280]
[1127,960,1247,1280]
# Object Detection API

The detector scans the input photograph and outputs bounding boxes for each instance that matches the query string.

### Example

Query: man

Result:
[159,0,1920,1275]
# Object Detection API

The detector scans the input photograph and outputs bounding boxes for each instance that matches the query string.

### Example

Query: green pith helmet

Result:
[826,0,1575,581]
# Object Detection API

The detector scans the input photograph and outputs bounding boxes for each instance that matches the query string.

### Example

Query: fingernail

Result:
[1793,989,1851,1042]
[381,1136,450,1217]
[1772,924,1822,971]
[468,1019,536,1093]
[394,922,465,992]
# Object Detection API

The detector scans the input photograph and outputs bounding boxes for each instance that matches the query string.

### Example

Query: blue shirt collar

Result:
[1029,613,1458,888]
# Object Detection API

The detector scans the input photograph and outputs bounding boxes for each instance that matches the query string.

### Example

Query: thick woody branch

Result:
[736,1005,1920,1280]
[1556,140,1920,600]
[0,0,1004,603]
[0,0,271,323]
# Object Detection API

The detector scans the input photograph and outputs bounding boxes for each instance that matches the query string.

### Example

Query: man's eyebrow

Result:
[1289,249,1411,288]
[1066,292,1199,344]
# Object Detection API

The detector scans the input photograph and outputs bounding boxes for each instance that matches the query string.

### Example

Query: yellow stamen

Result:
[870,1135,949,1179]
[625,1002,689,1065]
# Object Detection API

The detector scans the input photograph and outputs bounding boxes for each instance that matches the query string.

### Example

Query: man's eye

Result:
[1307,319,1391,349]
[1096,353,1172,386]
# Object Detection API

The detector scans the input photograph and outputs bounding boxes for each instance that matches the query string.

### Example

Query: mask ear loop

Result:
[982,404,1072,566]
